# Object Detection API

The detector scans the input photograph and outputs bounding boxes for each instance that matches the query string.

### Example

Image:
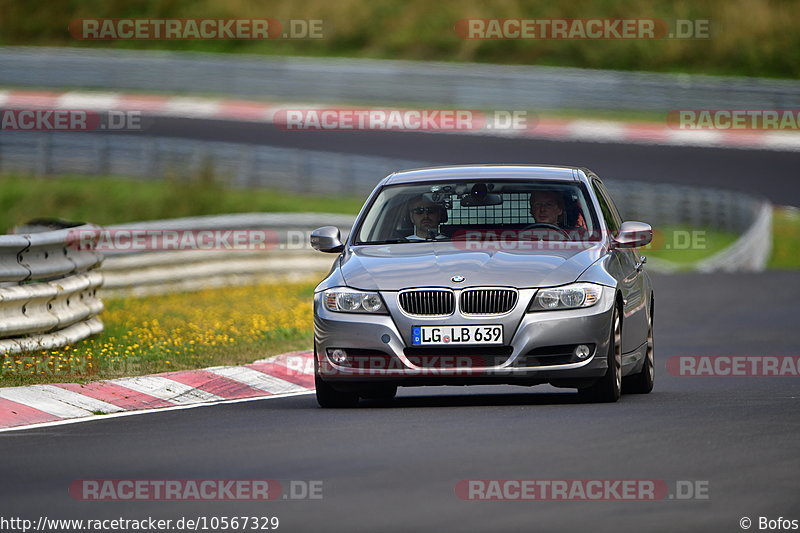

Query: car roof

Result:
[383,165,588,185]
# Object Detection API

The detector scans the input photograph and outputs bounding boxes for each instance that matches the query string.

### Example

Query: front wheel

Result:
[314,345,359,408]
[622,316,654,394]
[315,373,359,408]
[578,305,622,403]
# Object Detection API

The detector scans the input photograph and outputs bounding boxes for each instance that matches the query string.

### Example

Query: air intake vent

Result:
[398,290,455,316]
[460,288,518,315]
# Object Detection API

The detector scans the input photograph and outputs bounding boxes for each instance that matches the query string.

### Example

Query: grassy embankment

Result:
[0,0,798,79]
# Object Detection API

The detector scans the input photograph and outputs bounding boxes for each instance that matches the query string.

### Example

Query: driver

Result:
[406,195,447,240]
[529,190,565,227]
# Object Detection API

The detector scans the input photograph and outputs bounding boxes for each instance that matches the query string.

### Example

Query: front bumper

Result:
[314,286,615,387]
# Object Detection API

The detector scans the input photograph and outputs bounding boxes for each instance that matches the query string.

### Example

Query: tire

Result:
[314,345,359,408]
[578,305,622,403]
[315,373,359,408]
[623,315,654,394]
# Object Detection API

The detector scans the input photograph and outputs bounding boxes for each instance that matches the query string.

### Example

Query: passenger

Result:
[529,190,566,226]
[528,190,588,236]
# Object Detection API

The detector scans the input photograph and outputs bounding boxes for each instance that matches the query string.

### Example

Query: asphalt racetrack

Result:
[2,121,798,532]
[142,116,800,204]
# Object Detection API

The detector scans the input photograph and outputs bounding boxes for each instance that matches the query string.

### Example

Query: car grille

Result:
[460,288,518,315]
[398,289,455,316]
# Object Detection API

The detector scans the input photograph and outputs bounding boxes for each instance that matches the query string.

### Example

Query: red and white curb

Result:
[1,89,800,152]
[0,351,314,432]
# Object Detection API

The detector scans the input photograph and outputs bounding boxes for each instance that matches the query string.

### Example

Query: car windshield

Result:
[355,180,601,245]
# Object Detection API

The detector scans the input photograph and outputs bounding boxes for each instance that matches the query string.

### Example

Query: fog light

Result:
[574,344,591,360]
[327,348,348,364]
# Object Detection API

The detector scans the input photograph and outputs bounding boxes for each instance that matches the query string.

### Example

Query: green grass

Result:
[0,280,317,387]
[642,225,740,268]
[645,209,800,270]
[0,0,798,79]
[768,206,800,269]
[0,173,364,233]
[0,339,312,388]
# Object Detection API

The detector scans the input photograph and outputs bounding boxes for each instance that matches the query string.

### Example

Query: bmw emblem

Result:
[451,275,465,283]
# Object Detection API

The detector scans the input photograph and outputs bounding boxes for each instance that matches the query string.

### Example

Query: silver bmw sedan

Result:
[311,165,655,407]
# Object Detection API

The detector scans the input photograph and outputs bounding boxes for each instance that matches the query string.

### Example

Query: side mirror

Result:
[310,226,344,253]
[613,221,652,249]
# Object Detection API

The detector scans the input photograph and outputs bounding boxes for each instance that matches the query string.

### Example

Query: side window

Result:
[591,180,621,234]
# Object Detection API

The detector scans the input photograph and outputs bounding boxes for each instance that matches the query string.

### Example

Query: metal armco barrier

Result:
[696,202,773,272]
[1,47,799,111]
[0,133,422,196]
[0,224,104,355]
[98,213,354,297]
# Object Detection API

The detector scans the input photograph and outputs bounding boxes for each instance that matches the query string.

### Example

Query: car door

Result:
[591,178,648,354]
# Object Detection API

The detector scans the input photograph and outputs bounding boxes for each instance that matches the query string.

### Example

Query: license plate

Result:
[411,325,503,345]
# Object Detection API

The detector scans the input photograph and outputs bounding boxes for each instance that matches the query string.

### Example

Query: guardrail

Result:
[604,180,766,234]
[0,224,104,355]
[606,180,772,271]
[696,202,773,272]
[0,133,422,196]
[99,213,354,297]
[2,47,799,111]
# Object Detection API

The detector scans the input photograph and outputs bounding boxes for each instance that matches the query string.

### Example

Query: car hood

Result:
[340,242,606,291]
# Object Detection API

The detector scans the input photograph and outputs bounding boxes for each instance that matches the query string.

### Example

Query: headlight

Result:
[323,288,388,314]
[528,283,602,312]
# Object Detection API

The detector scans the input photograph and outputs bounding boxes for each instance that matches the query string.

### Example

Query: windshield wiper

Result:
[355,239,408,245]
[355,236,451,245]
